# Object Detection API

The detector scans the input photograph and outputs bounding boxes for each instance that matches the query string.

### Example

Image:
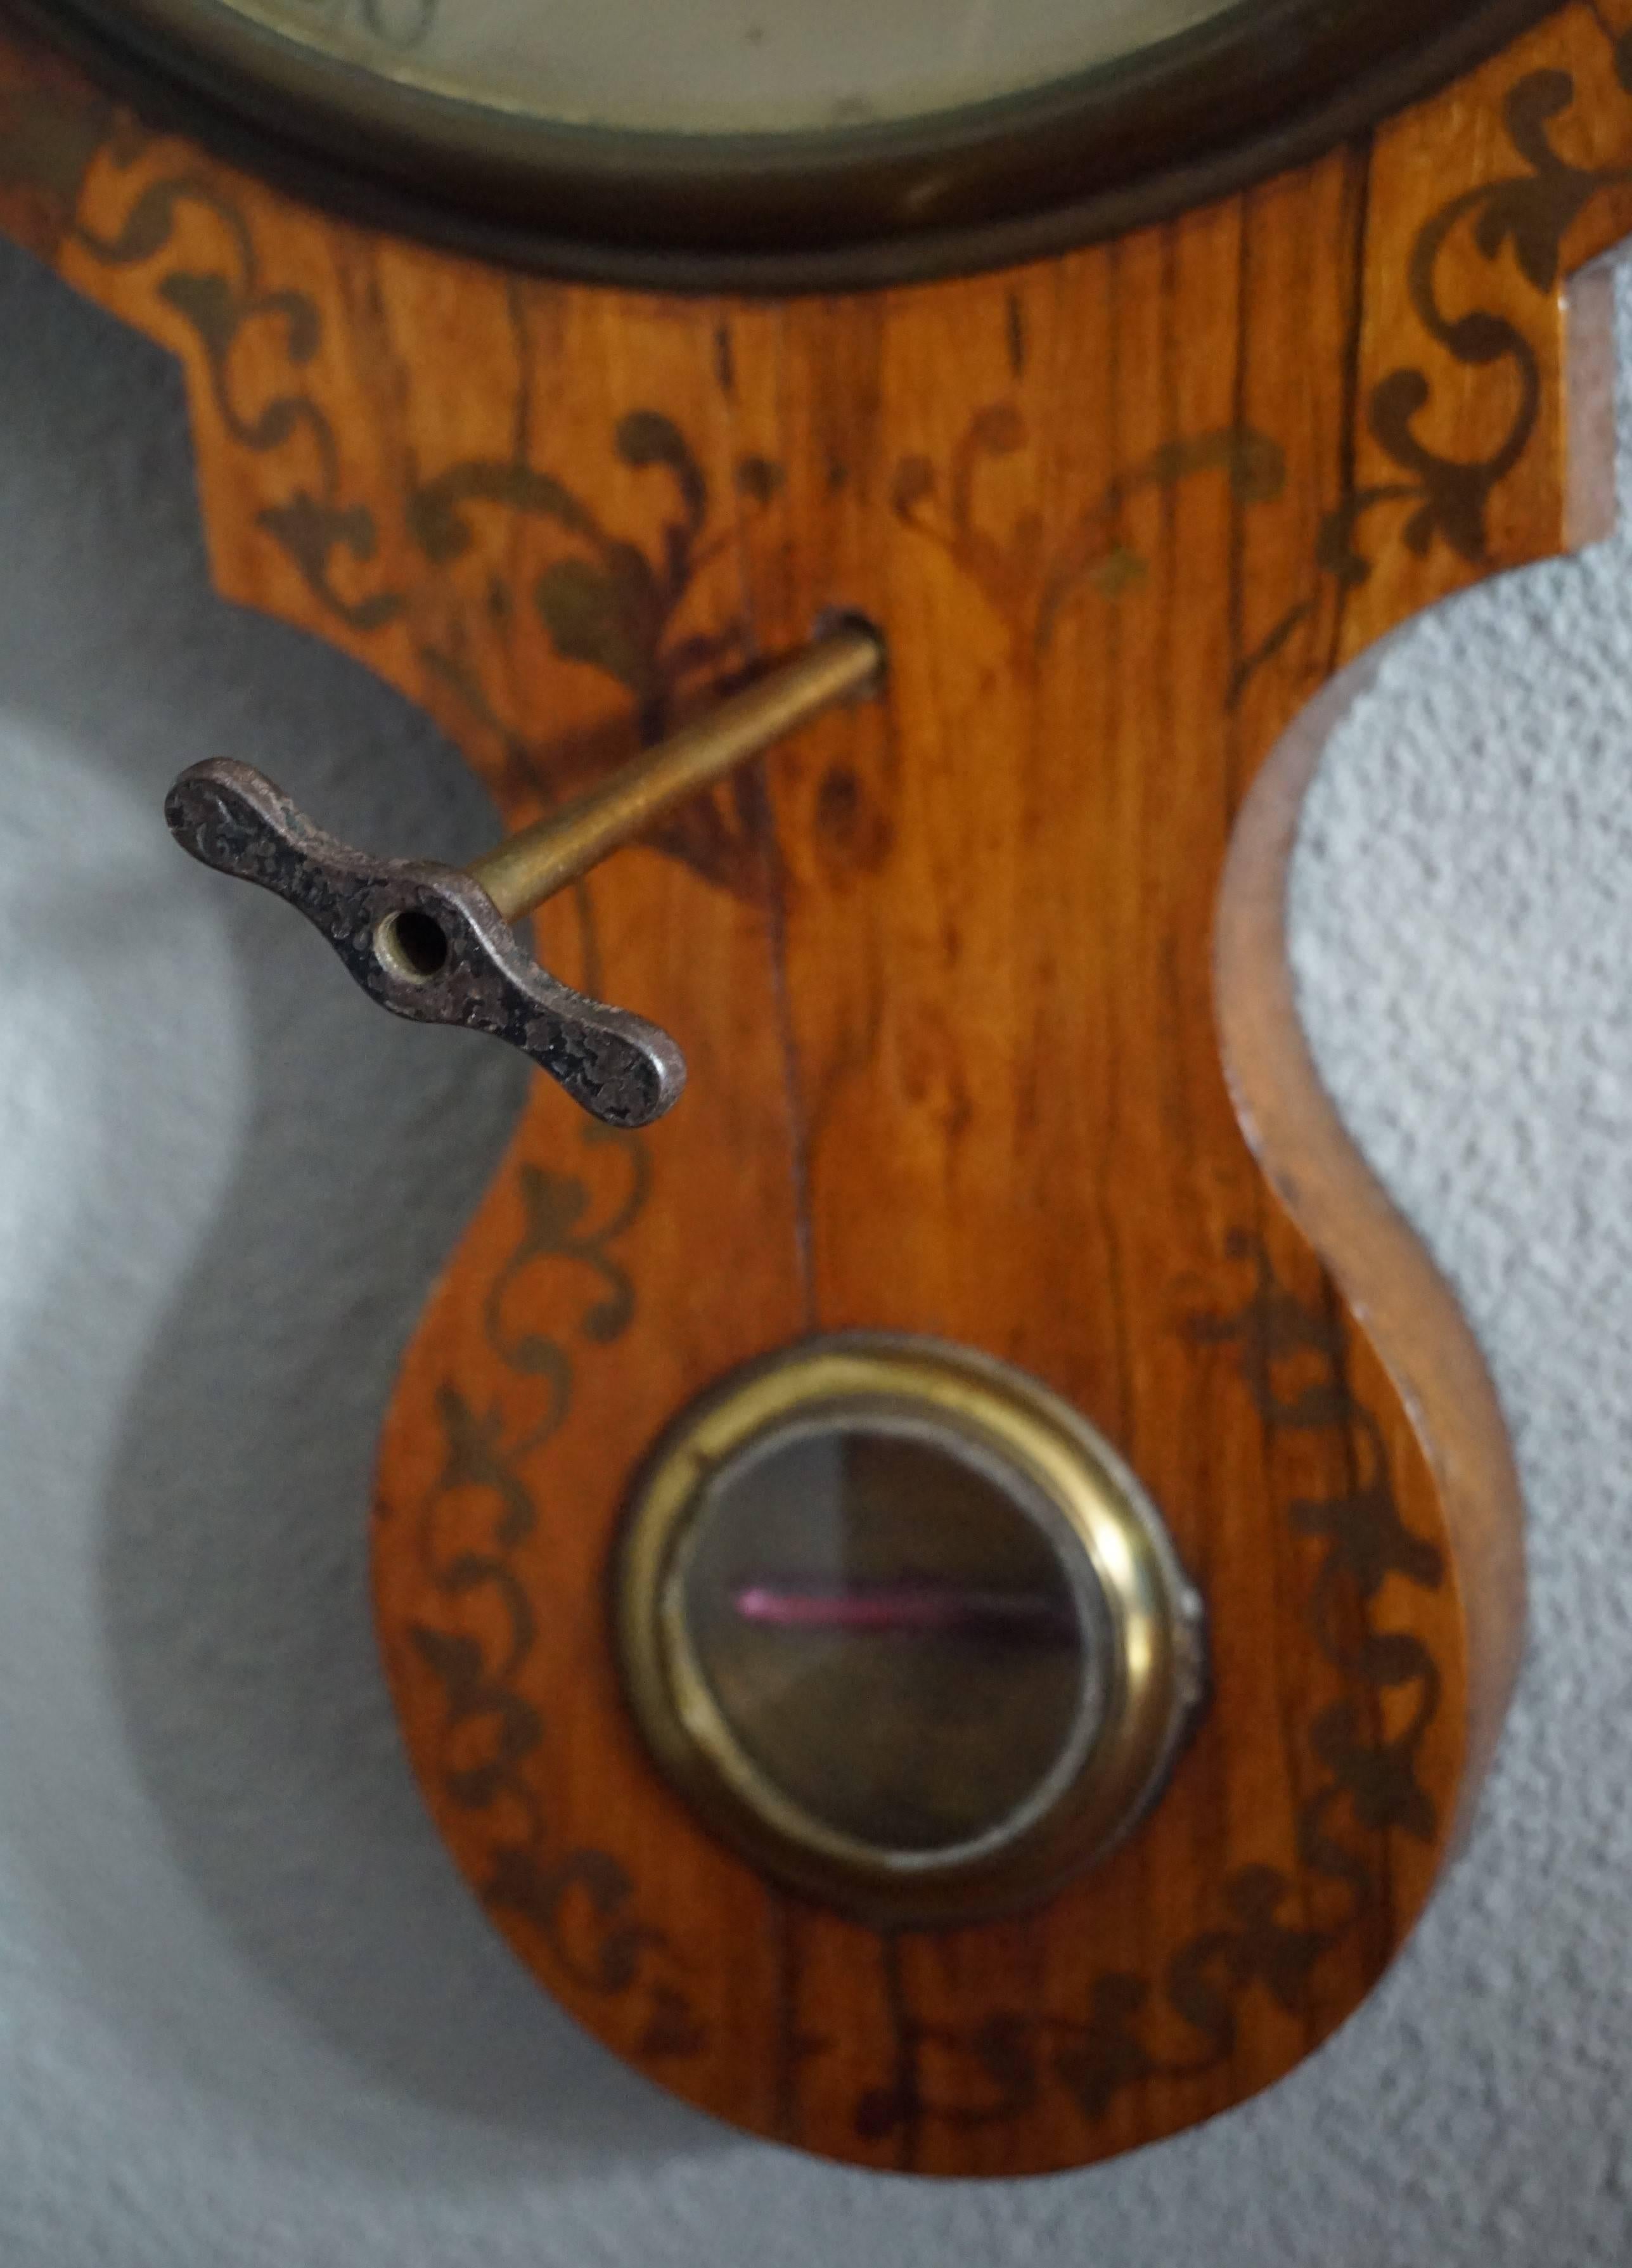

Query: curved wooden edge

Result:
[1565,255,1620,551]
[1217,655,1524,1853]
[1218,257,1619,1856]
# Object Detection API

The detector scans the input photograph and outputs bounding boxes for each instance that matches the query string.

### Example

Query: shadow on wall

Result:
[0,236,723,2179]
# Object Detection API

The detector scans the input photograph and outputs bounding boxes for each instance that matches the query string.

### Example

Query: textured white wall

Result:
[0,231,1629,2265]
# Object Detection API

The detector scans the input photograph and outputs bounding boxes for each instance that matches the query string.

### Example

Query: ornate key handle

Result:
[164,622,883,1128]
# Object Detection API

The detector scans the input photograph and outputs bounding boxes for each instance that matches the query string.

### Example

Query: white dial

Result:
[216,0,1243,135]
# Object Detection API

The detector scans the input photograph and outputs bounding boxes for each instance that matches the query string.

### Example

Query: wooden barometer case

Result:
[1,0,1628,2177]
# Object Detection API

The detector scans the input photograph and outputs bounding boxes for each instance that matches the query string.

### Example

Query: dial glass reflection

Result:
[677,1419,1107,1859]
[211,0,1245,134]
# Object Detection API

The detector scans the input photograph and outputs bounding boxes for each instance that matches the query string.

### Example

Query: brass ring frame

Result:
[615,1334,1207,1927]
[15,0,1555,290]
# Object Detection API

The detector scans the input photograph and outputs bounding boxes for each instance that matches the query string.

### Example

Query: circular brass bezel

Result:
[615,1333,1206,1927]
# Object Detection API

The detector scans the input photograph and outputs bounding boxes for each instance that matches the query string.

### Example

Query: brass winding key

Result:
[165,621,883,1126]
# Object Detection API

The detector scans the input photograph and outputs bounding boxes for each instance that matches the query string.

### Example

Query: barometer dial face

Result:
[28,0,1550,288]
[191,0,1246,136]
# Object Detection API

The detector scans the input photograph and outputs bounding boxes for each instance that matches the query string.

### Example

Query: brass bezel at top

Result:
[20,0,1554,290]
[615,1334,1207,1928]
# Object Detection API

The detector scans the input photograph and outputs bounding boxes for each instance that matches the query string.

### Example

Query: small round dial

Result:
[676,1419,1108,1860]
[616,1336,1207,1925]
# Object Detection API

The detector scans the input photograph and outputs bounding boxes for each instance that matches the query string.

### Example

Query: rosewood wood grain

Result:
[3,0,1629,2174]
